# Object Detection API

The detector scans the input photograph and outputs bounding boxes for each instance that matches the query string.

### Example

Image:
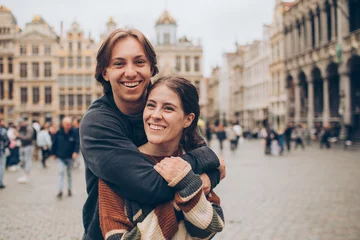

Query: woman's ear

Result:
[102,69,109,81]
[184,113,195,128]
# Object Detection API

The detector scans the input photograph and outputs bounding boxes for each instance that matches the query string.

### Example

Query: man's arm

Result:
[80,108,220,205]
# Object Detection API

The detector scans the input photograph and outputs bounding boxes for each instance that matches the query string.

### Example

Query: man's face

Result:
[62,120,72,133]
[103,36,152,112]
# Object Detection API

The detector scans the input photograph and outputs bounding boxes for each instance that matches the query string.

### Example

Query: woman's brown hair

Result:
[95,28,159,94]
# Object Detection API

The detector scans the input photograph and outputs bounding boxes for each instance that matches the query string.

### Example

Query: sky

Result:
[2,0,277,76]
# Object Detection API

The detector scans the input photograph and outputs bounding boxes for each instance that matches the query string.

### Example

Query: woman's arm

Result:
[98,179,179,240]
[81,107,221,204]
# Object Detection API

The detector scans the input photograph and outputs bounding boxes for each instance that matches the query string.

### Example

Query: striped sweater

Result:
[98,154,224,240]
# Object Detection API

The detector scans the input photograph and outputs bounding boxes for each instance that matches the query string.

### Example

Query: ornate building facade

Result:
[153,10,206,116]
[0,5,17,123]
[283,0,360,138]
[243,25,271,130]
[207,66,220,123]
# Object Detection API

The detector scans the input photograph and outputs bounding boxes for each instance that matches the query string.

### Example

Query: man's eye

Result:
[146,103,155,108]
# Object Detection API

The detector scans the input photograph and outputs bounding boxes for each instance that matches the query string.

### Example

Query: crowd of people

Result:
[0,117,80,197]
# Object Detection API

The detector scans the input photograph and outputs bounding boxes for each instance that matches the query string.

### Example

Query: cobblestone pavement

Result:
[0,141,359,240]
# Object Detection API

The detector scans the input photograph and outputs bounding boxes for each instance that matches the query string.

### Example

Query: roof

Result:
[282,1,296,12]
[156,10,177,26]
[0,4,11,13]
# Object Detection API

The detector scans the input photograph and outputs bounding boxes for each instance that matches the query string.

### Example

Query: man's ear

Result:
[184,113,195,128]
[102,69,109,81]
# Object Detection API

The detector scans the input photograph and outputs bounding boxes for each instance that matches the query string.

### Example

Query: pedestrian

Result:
[16,118,34,183]
[233,121,243,149]
[80,28,224,239]
[344,124,353,149]
[284,123,294,152]
[0,120,10,189]
[51,117,79,198]
[276,125,285,155]
[226,123,238,152]
[294,124,305,150]
[32,120,40,161]
[6,122,20,171]
[205,122,213,146]
[37,125,52,168]
[215,123,227,151]
[320,124,331,149]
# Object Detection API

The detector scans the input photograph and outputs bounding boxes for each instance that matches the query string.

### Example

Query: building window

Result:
[32,45,39,55]
[185,56,190,72]
[77,56,82,68]
[60,57,65,69]
[86,57,91,68]
[32,62,39,78]
[164,33,170,44]
[0,58,3,73]
[20,45,27,55]
[44,62,52,77]
[77,94,83,109]
[68,94,74,109]
[85,94,92,106]
[0,80,3,99]
[78,42,81,52]
[59,95,65,110]
[8,57,12,73]
[32,87,40,104]
[68,57,73,68]
[176,56,181,72]
[21,87,27,103]
[194,80,200,94]
[194,56,200,72]
[69,42,72,52]
[45,86,52,104]
[8,80,13,100]
[20,62,27,78]
[45,45,51,56]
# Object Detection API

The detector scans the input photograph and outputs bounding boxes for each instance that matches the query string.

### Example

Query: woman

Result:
[80,28,225,239]
[99,77,224,239]
[36,124,52,168]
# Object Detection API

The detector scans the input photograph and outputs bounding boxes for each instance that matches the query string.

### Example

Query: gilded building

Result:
[56,21,98,121]
[0,5,17,124]
[153,10,206,116]
[14,15,59,124]
[243,25,271,130]
[283,0,360,138]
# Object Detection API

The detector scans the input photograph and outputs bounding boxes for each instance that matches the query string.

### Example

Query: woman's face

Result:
[143,84,194,147]
[103,36,152,110]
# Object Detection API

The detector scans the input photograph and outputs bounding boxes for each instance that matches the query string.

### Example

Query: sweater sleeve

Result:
[98,179,179,240]
[170,166,225,239]
[81,106,220,205]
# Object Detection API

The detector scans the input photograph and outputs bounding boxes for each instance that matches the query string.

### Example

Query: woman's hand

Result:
[218,158,226,180]
[154,157,190,184]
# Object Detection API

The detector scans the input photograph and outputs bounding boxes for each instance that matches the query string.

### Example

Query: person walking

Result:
[51,117,79,198]
[233,121,243,149]
[226,123,238,152]
[294,124,305,150]
[320,124,331,149]
[0,120,10,189]
[37,125,52,168]
[205,122,213,147]
[284,123,294,152]
[16,118,34,183]
[215,123,227,152]
[6,122,20,171]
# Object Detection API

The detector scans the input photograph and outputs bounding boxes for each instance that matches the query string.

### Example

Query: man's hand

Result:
[72,152,78,159]
[200,174,211,194]
[218,158,226,180]
[154,157,189,184]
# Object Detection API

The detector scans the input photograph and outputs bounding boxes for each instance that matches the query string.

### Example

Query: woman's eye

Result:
[146,103,155,108]
[164,107,174,111]
[136,60,146,64]
[114,62,124,66]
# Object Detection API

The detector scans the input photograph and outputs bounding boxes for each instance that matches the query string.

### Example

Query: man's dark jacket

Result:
[80,93,220,240]
[51,127,79,160]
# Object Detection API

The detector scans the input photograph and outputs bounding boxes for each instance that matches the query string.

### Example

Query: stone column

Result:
[331,3,336,40]
[307,80,314,130]
[340,70,351,125]
[314,14,320,47]
[295,82,301,124]
[300,24,305,52]
[323,79,330,125]
[321,7,328,44]
[293,27,298,54]
[306,17,312,50]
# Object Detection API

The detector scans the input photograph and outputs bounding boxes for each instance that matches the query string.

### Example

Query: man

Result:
[52,117,79,198]
[17,118,34,183]
[284,123,294,152]
[233,121,243,149]
[0,120,10,189]
[80,29,225,239]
